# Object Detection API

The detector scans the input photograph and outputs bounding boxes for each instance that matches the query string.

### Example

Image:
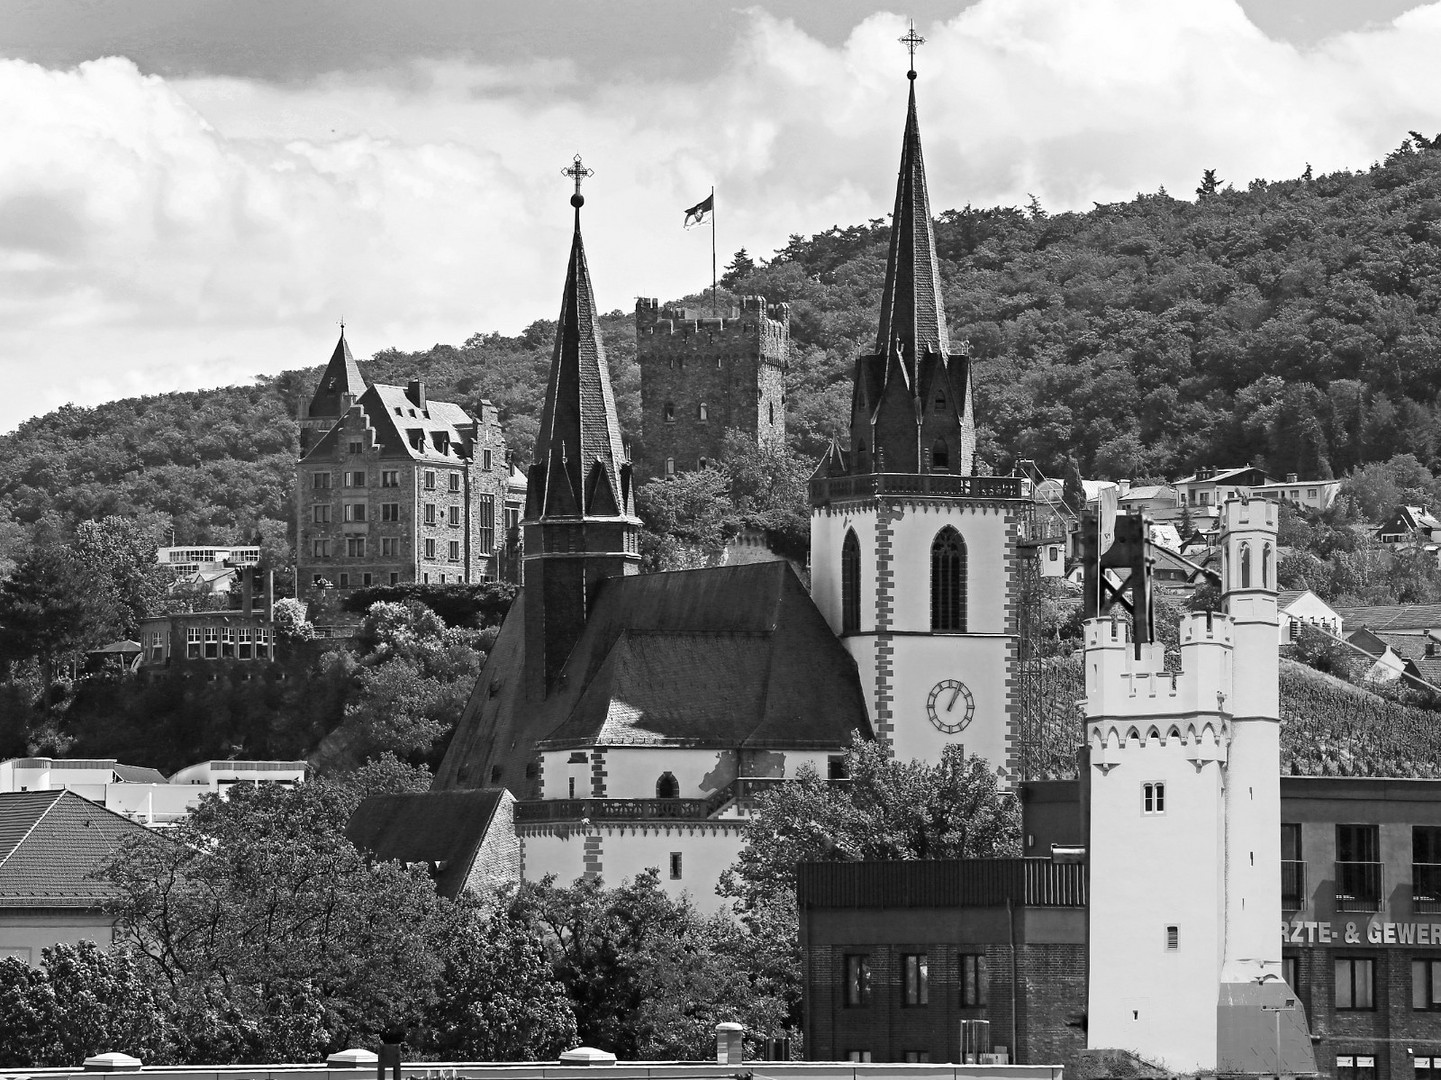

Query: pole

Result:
[710,186,717,318]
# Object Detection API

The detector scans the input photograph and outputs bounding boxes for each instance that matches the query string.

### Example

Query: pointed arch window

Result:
[664,402,676,423]
[1239,542,1252,589]
[656,772,679,799]
[932,439,950,471]
[1262,543,1272,588]
[842,529,861,634]
[698,402,709,422]
[931,527,967,632]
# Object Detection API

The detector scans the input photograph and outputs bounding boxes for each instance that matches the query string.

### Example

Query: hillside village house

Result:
[1279,589,1345,644]
[1377,506,1441,546]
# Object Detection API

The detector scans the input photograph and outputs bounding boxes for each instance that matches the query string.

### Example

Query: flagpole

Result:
[710,186,717,318]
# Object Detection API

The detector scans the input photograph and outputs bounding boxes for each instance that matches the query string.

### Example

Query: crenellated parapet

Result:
[1083,611,1234,722]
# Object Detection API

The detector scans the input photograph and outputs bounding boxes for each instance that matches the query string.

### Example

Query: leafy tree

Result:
[0,544,116,694]
[636,467,739,571]
[69,516,171,637]
[1195,169,1224,198]
[721,248,759,290]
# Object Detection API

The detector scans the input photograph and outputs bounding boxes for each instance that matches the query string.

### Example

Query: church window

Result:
[1239,542,1252,588]
[841,530,861,634]
[1262,543,1272,588]
[669,852,683,880]
[932,439,950,471]
[930,527,967,632]
[1165,926,1179,951]
[656,772,679,799]
[665,402,676,423]
[698,402,709,422]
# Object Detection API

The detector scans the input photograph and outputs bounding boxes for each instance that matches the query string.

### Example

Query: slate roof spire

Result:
[306,325,367,420]
[526,156,634,521]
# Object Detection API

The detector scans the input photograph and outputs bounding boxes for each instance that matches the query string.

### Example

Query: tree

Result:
[0,544,116,694]
[104,766,444,1062]
[1196,168,1224,198]
[69,517,171,637]
[636,466,739,571]
[720,249,758,290]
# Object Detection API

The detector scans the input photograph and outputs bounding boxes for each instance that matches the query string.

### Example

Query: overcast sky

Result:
[0,0,1438,434]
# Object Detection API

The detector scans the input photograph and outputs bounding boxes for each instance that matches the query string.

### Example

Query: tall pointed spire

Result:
[527,155,634,521]
[841,36,974,478]
[522,156,640,701]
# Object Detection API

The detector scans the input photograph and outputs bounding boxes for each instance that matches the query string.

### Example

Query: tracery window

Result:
[656,772,679,799]
[931,527,967,632]
[842,530,861,634]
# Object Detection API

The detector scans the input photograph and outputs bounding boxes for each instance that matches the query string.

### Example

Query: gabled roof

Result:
[302,383,477,466]
[1334,605,1441,632]
[1173,466,1276,486]
[526,196,633,521]
[345,790,506,899]
[1120,485,1174,502]
[0,790,153,907]
[435,561,872,796]
[306,330,368,421]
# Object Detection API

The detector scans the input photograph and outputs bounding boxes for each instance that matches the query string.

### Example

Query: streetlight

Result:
[1260,993,1296,1080]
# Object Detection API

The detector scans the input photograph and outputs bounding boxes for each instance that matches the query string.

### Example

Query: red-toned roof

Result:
[0,790,153,908]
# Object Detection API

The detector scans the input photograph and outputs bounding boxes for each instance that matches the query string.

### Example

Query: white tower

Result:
[808,63,1029,773]
[1085,497,1315,1074]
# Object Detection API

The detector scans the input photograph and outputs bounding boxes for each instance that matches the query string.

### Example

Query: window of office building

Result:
[187,627,201,659]
[204,627,218,659]
[1282,823,1304,910]
[1337,824,1381,911]
[961,954,987,1006]
[312,471,332,489]
[1335,957,1376,1010]
[1336,1056,1376,1080]
[1417,828,1441,914]
[1415,959,1441,1010]
[843,955,872,1007]
[312,539,330,558]
[902,953,929,1006]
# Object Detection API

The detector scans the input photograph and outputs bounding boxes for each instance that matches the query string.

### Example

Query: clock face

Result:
[927,679,975,734]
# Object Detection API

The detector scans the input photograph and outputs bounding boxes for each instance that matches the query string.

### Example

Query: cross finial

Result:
[339,315,345,334]
[900,19,924,78]
[562,153,594,209]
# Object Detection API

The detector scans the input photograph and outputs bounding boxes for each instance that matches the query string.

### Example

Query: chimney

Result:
[406,379,427,410]
[715,1022,745,1065]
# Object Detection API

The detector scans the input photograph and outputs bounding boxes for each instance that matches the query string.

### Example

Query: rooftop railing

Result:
[810,473,1028,504]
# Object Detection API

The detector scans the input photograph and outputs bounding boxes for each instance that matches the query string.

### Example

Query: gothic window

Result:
[664,402,676,423]
[930,527,967,632]
[932,439,950,471]
[656,772,679,799]
[842,530,861,634]
[1262,543,1272,588]
[1239,542,1252,588]
[698,402,709,422]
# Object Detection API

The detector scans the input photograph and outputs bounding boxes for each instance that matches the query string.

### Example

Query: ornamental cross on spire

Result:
[900,20,924,74]
[563,153,594,207]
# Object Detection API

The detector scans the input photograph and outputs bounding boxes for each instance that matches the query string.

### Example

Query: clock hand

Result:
[948,686,959,711]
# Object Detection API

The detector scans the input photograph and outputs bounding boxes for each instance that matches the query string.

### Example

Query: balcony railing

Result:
[514,798,713,823]
[1414,863,1441,913]
[810,472,1029,505]
[1282,860,1306,911]
[1335,860,1384,912]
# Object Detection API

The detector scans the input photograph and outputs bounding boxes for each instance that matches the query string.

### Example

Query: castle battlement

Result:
[1083,611,1234,729]
[634,296,790,360]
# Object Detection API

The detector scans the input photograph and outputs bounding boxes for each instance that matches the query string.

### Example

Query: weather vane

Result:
[900,20,924,76]
[562,153,594,207]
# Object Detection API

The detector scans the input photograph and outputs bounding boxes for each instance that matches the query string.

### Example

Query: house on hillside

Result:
[1173,466,1275,515]
[1252,474,1341,511]
[1276,590,1343,645]
[1118,483,1178,516]
[1345,626,1420,685]
[0,790,155,964]
[1376,506,1441,546]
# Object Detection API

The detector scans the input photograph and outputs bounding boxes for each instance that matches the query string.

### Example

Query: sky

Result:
[1,0,1439,435]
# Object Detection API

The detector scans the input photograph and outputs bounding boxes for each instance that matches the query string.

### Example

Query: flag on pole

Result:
[683,193,714,228]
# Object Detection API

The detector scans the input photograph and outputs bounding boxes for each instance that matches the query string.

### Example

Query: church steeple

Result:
[847,42,974,477]
[522,156,640,700]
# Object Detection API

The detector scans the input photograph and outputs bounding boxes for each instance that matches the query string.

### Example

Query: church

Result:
[425,59,1033,908]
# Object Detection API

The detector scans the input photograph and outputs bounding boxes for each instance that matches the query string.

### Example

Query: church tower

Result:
[522,158,641,699]
[1085,497,1315,1075]
[299,328,367,455]
[809,50,1030,772]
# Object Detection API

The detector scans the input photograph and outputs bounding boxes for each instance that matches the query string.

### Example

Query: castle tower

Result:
[522,160,641,699]
[299,328,367,454]
[808,61,1030,771]
[1085,497,1314,1075]
[633,295,788,482]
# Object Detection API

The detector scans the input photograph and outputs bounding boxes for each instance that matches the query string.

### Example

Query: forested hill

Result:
[8,136,1441,543]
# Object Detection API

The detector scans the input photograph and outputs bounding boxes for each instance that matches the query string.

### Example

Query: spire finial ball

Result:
[908,69,916,80]
[571,193,585,208]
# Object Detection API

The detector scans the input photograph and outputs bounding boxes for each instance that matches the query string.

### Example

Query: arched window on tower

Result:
[665,457,676,477]
[1262,543,1272,588]
[933,439,950,471]
[1239,542,1252,589]
[769,402,775,425]
[842,530,861,634]
[656,772,679,799]
[664,402,676,423]
[931,527,967,632]
[698,402,709,422]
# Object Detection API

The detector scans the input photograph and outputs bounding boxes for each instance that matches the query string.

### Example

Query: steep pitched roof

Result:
[1335,605,1441,632]
[435,561,871,796]
[345,790,505,899]
[301,383,477,466]
[0,790,153,907]
[526,199,633,521]
[306,330,368,421]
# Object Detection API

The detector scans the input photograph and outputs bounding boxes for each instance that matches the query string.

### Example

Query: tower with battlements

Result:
[1085,496,1316,1074]
[633,296,788,483]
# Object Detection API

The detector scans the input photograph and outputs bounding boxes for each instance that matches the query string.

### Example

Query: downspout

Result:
[1009,894,1019,1064]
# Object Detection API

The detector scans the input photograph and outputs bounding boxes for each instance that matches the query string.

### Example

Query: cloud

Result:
[3,1,1441,434]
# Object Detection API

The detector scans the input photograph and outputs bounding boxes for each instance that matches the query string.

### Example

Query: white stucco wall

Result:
[0,912,115,966]
[520,823,746,915]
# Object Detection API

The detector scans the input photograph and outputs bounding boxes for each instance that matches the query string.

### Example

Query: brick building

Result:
[797,859,1087,1066]
[633,295,788,482]
[295,332,520,598]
